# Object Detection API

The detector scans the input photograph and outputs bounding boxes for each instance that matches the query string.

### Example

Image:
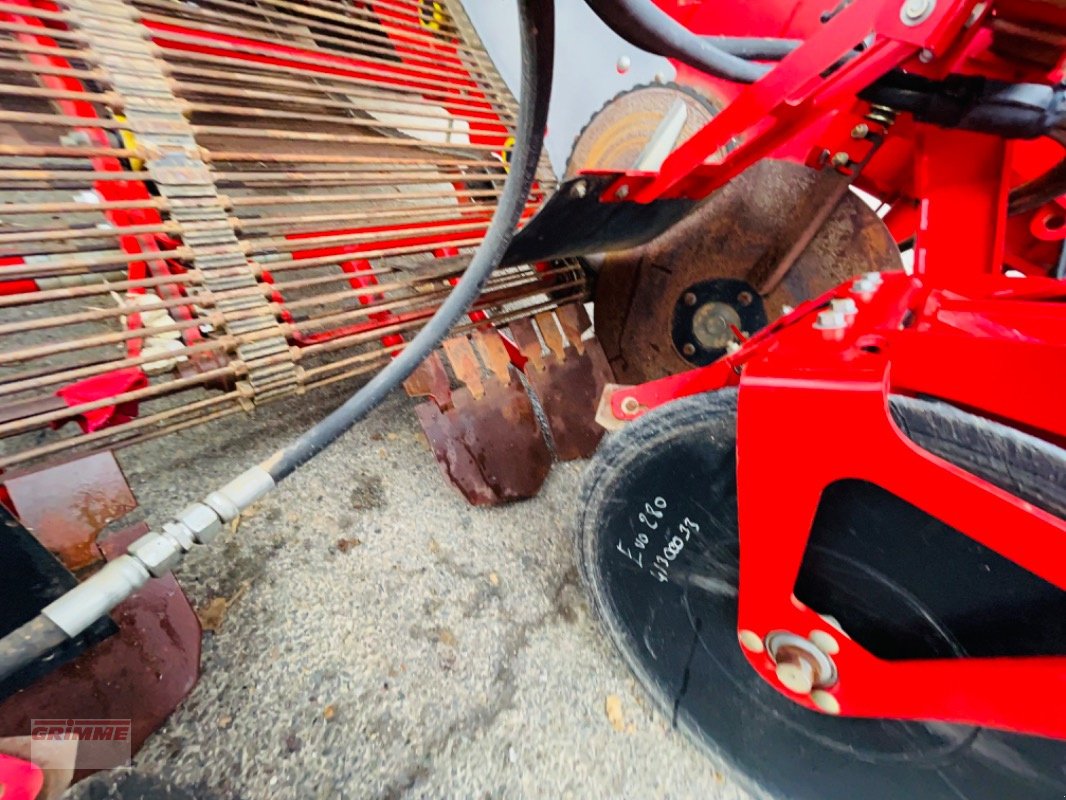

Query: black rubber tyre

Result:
[576,389,1066,800]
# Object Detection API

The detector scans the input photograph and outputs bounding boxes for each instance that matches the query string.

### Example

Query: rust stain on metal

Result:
[512,305,613,461]
[414,380,551,506]
[404,353,452,408]
[509,317,546,372]
[410,332,551,505]
[471,328,512,385]
[442,336,485,400]
[594,159,902,384]
[3,452,137,571]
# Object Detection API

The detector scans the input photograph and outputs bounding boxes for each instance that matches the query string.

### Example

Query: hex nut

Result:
[160,519,194,552]
[811,689,841,715]
[809,629,841,655]
[127,531,182,577]
[738,629,765,653]
[177,502,223,544]
[830,297,858,316]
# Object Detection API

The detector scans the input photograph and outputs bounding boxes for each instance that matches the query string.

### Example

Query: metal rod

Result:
[0,338,236,398]
[0,365,236,437]
[0,222,177,246]
[0,19,86,43]
[0,273,197,308]
[175,82,509,135]
[0,391,244,469]
[164,59,515,124]
[226,187,521,207]
[0,143,140,159]
[165,47,512,119]
[0,198,168,215]
[0,55,104,81]
[145,25,517,110]
[192,123,504,152]
[252,236,484,272]
[182,99,506,140]
[135,6,508,93]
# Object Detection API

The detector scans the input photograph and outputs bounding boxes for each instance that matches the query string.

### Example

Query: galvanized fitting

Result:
[204,465,274,522]
[176,501,223,544]
[160,519,195,552]
[42,556,151,637]
[127,530,183,577]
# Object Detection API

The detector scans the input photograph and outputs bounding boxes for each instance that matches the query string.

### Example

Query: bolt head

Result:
[904,0,927,17]
[619,395,641,416]
[813,309,848,331]
[829,297,858,316]
[571,180,587,199]
[683,291,697,306]
[681,343,696,357]
[830,152,850,169]
[738,629,764,653]
[901,0,934,24]
[809,629,840,655]
[850,123,870,140]
[615,184,630,200]
[177,502,223,544]
[811,689,841,715]
[776,655,816,695]
[737,290,754,307]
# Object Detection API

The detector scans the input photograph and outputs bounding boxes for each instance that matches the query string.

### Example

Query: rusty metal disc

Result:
[563,83,719,180]
[593,159,903,384]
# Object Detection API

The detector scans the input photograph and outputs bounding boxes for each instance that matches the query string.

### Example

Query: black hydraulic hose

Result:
[707,36,800,61]
[582,0,771,83]
[262,0,553,483]
[0,617,66,681]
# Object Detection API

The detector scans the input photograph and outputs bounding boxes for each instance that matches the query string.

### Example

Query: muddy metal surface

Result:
[62,384,749,800]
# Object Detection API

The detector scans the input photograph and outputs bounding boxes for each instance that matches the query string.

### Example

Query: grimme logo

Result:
[30,719,132,770]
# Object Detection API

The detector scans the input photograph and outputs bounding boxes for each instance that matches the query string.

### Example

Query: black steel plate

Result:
[0,504,115,699]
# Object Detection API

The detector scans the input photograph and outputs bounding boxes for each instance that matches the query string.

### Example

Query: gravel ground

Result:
[64,384,752,800]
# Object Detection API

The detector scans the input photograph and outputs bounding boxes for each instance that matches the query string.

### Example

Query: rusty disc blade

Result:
[593,159,902,384]
[414,381,552,506]
[563,83,718,180]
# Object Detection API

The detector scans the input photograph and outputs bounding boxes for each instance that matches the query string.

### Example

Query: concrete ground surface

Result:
[64,384,752,800]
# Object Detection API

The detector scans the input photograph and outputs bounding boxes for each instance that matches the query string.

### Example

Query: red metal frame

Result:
[598,0,1066,738]
[646,0,1066,278]
[613,272,1066,736]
